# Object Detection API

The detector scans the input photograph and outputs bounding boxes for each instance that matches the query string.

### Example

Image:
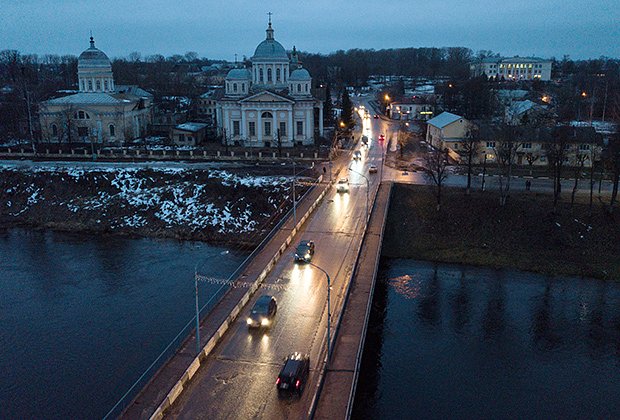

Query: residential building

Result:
[389,98,435,121]
[505,100,552,125]
[426,112,472,150]
[39,37,153,145]
[195,92,218,125]
[471,57,552,81]
[215,20,323,148]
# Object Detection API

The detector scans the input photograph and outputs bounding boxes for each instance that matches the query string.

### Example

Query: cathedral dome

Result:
[251,22,289,62]
[226,68,251,79]
[289,68,311,81]
[78,37,111,69]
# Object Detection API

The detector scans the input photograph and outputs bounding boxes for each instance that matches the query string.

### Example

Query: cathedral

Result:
[216,20,324,148]
[39,37,153,145]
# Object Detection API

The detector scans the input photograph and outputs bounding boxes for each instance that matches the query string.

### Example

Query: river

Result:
[353,259,620,419]
[0,229,246,419]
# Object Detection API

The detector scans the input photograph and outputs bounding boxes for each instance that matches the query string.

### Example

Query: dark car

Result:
[373,114,379,119]
[246,295,277,328]
[294,240,315,262]
[276,352,310,396]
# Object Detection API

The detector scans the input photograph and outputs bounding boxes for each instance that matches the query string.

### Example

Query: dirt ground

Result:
[382,183,620,280]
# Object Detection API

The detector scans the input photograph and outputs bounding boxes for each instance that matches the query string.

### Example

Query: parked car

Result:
[294,240,315,262]
[353,150,362,160]
[276,353,310,396]
[336,178,350,193]
[369,165,378,174]
[246,295,278,328]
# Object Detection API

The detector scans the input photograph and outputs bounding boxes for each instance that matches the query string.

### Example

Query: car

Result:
[336,177,350,193]
[246,295,277,328]
[378,134,385,142]
[276,352,310,396]
[373,114,379,119]
[369,165,378,174]
[353,150,362,160]
[294,240,315,262]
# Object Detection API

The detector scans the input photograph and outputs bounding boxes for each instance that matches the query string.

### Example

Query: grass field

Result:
[382,184,620,280]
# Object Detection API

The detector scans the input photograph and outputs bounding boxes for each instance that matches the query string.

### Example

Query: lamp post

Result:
[348,166,370,221]
[308,262,332,361]
[195,250,230,355]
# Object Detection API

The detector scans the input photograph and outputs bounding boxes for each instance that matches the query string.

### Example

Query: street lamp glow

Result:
[384,94,390,101]
[339,121,345,128]
[581,91,587,97]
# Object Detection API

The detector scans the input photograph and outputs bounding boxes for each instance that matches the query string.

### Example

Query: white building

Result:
[388,100,435,121]
[39,36,153,145]
[471,57,552,81]
[216,20,323,148]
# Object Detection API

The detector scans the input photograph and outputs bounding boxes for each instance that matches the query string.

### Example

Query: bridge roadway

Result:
[150,118,386,419]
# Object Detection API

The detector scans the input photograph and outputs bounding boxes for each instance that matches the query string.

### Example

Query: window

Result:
[78,127,88,137]
[579,144,590,151]
[259,68,263,82]
[104,80,108,90]
[249,121,256,137]
[267,68,272,82]
[564,143,571,150]
[264,121,272,136]
[242,83,245,92]
[261,111,273,118]
[279,121,286,136]
[75,111,90,120]
[296,121,303,136]
[233,120,240,136]
[486,141,495,148]
[179,134,185,142]
[96,80,101,90]
[522,142,532,149]
[297,83,301,92]
[88,80,93,90]
[233,83,237,92]
[51,124,58,137]
[80,80,85,91]
[276,68,281,82]
[305,84,308,92]
[109,124,115,137]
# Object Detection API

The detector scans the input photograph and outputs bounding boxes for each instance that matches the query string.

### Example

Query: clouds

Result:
[0,0,618,59]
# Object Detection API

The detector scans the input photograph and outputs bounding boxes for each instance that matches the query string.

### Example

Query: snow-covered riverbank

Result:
[0,164,309,246]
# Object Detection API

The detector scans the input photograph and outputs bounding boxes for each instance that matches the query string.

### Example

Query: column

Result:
[318,103,324,136]
[288,108,293,143]
[273,107,278,145]
[257,109,262,145]
[241,107,246,144]
[306,105,312,143]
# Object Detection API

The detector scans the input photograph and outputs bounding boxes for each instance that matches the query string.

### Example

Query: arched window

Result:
[88,80,93,90]
[80,80,85,91]
[261,111,273,118]
[74,110,90,120]
[233,83,237,92]
[96,80,101,91]
[109,124,115,137]
[297,84,301,92]
[259,68,264,82]
[104,80,109,91]
[276,68,281,82]
[51,124,58,137]
[305,84,308,92]
[242,83,245,92]
[267,68,272,82]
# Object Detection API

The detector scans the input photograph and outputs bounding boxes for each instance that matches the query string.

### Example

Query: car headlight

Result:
[261,318,270,326]
[305,254,310,260]
[247,318,253,325]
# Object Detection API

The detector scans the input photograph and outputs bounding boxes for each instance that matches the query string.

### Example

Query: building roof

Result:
[175,122,209,132]
[44,92,126,105]
[252,23,288,62]
[78,37,111,68]
[427,112,464,129]
[226,68,251,80]
[115,85,153,98]
[508,100,540,115]
[289,68,311,81]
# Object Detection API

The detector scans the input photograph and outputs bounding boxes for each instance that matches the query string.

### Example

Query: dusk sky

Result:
[2,0,618,60]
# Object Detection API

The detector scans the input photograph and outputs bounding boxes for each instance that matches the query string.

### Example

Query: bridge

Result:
[117,104,395,419]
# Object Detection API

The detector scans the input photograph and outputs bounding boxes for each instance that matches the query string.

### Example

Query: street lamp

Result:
[348,166,370,221]
[195,250,230,355]
[307,262,332,361]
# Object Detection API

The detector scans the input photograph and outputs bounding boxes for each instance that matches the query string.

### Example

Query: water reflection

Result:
[354,259,620,419]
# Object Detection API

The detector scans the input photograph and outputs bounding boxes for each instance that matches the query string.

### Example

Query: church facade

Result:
[216,22,323,148]
[39,37,153,145]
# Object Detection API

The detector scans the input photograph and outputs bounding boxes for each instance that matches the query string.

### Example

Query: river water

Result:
[353,259,620,419]
[0,229,246,419]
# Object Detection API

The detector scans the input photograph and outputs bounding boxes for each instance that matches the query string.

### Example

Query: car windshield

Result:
[296,244,309,254]
[282,359,301,376]
[251,297,270,314]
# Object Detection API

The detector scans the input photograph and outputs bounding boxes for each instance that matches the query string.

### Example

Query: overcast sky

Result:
[2,0,618,60]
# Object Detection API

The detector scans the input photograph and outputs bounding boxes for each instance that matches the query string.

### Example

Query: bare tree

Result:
[493,124,521,206]
[397,121,412,158]
[570,147,589,206]
[459,125,481,195]
[525,152,539,176]
[606,133,620,214]
[544,126,570,213]
[423,147,450,211]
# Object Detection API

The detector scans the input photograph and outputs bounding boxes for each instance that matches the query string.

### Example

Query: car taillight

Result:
[295,380,300,388]
[276,377,281,385]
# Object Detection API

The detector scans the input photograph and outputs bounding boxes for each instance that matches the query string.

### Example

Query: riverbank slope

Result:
[382,184,620,280]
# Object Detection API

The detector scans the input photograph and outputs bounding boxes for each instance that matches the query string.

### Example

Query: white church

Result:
[216,20,324,148]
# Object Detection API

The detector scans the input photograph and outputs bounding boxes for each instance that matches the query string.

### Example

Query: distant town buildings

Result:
[388,98,435,121]
[215,20,323,148]
[39,37,153,145]
[471,57,552,81]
